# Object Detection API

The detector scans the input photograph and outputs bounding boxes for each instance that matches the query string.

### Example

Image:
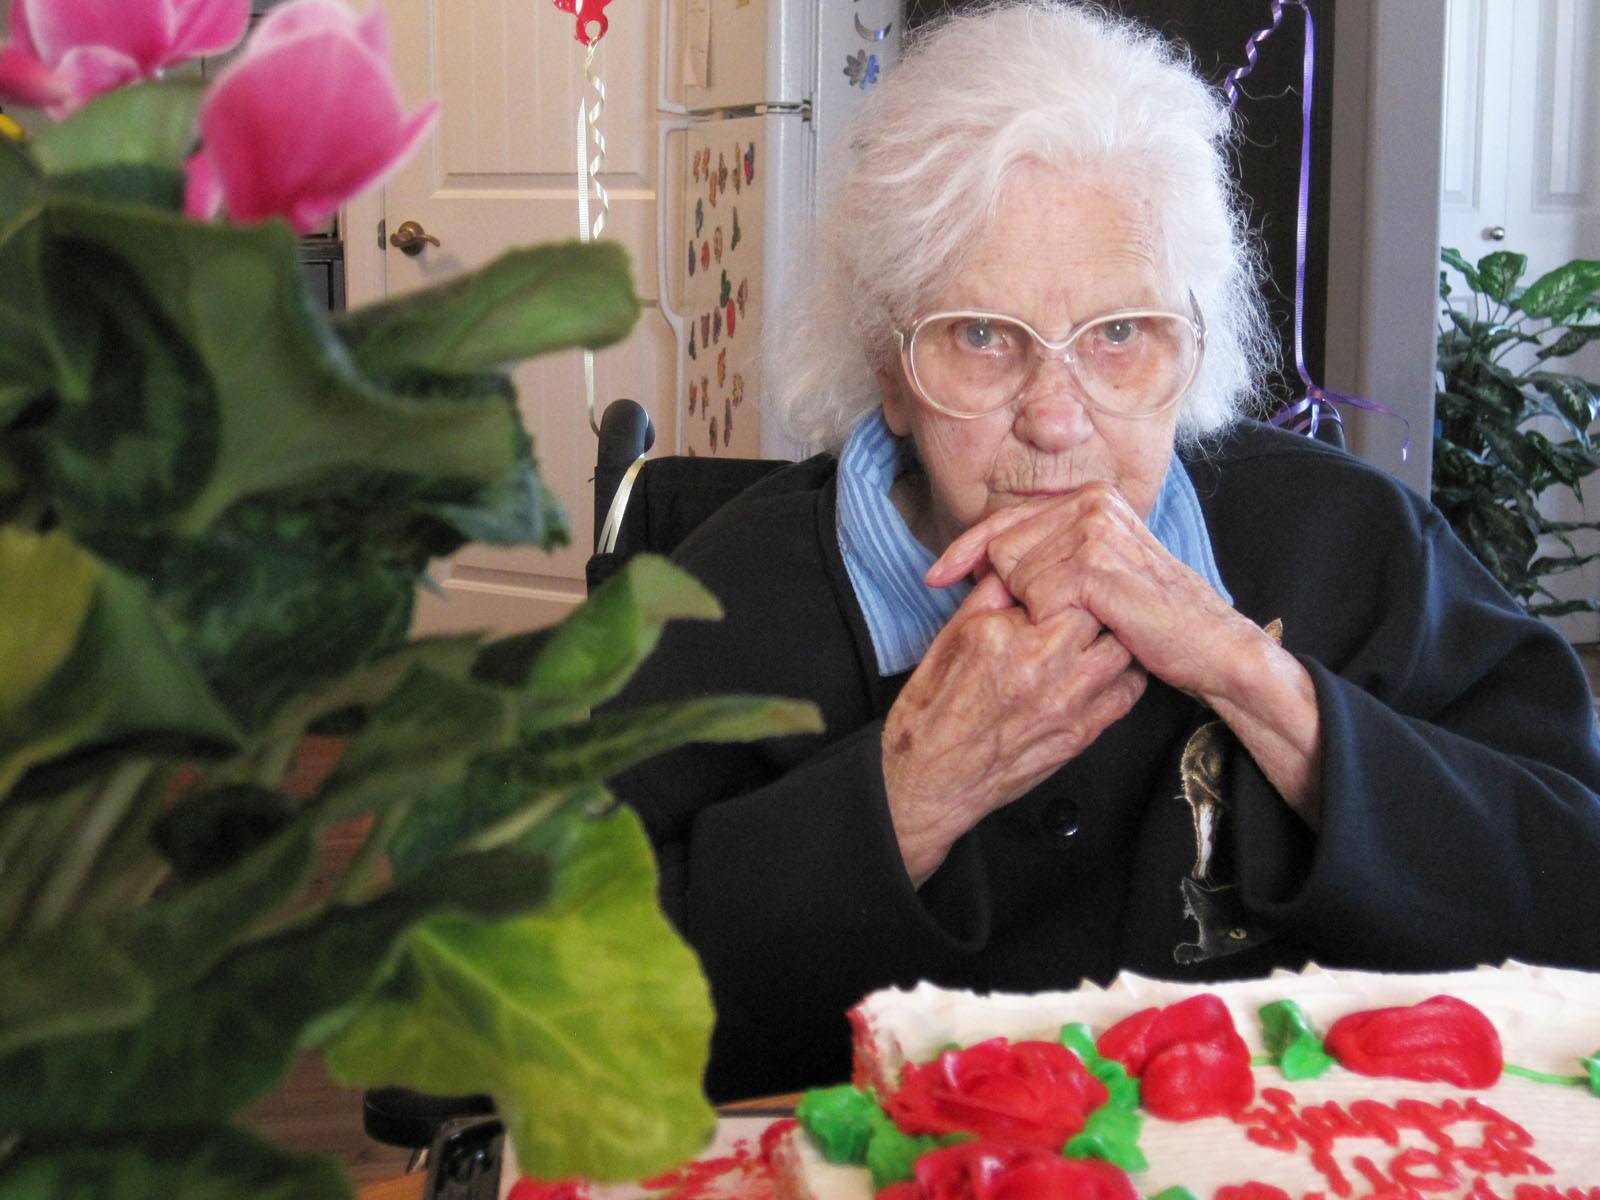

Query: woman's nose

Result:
[1012,359,1096,451]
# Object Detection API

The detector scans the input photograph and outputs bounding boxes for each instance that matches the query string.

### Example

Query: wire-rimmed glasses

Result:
[893,296,1206,420]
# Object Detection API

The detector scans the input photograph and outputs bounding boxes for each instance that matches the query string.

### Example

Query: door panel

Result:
[380,0,675,636]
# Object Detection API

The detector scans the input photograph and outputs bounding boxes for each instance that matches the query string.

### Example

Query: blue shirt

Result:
[836,410,1232,675]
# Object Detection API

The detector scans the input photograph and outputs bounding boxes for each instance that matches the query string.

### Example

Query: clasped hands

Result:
[883,483,1321,886]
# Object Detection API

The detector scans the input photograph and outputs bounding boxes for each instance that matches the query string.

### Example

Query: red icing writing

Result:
[1230,1088,1557,1200]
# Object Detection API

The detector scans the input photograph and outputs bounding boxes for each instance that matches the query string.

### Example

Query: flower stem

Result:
[24,760,154,937]
[329,799,411,907]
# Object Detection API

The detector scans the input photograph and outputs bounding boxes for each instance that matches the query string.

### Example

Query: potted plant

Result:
[0,2,817,1196]
[1434,247,1600,618]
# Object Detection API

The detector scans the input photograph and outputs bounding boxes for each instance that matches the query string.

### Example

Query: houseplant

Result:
[1434,247,1600,617]
[0,2,818,1196]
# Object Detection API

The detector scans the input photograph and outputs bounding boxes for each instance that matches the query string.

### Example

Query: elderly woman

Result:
[609,1,1600,1100]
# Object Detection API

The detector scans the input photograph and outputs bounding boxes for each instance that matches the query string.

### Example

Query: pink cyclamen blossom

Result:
[183,0,438,235]
[0,0,249,115]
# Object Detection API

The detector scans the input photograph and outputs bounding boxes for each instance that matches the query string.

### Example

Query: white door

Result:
[1439,0,1600,641]
[352,0,677,636]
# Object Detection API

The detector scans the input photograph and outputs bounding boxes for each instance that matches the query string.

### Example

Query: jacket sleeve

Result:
[1228,501,1600,969]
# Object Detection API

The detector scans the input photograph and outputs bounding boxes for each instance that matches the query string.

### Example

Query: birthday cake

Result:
[770,964,1600,1200]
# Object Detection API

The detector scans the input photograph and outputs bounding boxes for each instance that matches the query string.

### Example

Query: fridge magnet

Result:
[687,241,696,277]
[694,198,703,235]
[855,14,893,41]
[731,372,745,406]
[713,308,722,343]
[692,150,701,182]
[701,147,711,178]
[724,396,733,444]
[717,152,729,196]
[708,172,716,206]
[743,143,756,184]
[701,375,709,406]
[717,347,727,386]
[730,208,743,251]
[732,156,742,194]
[736,277,748,316]
[688,380,698,414]
[714,227,723,262]
[709,416,719,450]
[725,299,736,336]
[700,241,710,269]
[701,313,710,344]
[843,50,880,89]
[688,324,697,359]
[719,270,731,307]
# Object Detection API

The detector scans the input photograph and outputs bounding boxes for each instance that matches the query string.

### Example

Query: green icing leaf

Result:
[321,806,714,1182]
[0,847,548,1134]
[863,1110,961,1191]
[31,81,204,180]
[1063,1103,1146,1172]
[1060,1022,1140,1109]
[1149,1189,1201,1200]
[475,555,721,728]
[796,1085,882,1164]
[0,1125,352,1200]
[0,924,150,1057]
[336,240,639,376]
[1583,1050,1600,1097]
[1258,1000,1335,1081]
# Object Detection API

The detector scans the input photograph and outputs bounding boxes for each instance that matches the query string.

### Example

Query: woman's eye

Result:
[1099,318,1140,346]
[958,320,997,350]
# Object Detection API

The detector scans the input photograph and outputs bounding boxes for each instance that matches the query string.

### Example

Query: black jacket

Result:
[608,421,1600,1100]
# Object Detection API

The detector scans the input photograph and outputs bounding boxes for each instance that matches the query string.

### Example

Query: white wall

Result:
[1325,0,1448,498]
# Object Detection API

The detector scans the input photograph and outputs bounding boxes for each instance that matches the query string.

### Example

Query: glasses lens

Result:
[907,312,1199,417]
[908,314,1035,415]
[1070,313,1199,416]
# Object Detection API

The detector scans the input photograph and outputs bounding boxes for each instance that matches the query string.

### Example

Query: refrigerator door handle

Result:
[657,117,692,452]
[658,0,687,114]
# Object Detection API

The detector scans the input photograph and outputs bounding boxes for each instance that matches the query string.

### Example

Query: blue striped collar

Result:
[835,410,1232,676]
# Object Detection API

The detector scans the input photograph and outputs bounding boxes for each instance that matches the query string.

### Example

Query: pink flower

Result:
[0,0,249,115]
[183,0,438,234]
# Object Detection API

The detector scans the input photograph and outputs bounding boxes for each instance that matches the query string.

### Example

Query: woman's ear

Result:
[875,366,915,438]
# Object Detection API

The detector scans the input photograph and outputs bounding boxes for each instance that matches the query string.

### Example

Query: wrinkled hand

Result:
[925,483,1323,828]
[883,572,1147,886]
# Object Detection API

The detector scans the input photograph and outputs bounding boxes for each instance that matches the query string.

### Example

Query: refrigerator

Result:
[657,0,902,459]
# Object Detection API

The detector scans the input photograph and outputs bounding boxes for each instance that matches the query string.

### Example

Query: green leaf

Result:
[474,555,723,732]
[508,695,824,792]
[1536,325,1600,362]
[151,784,299,881]
[0,528,100,721]
[0,924,149,1057]
[1517,260,1600,321]
[0,1125,352,1200]
[1441,247,1482,293]
[19,200,527,539]
[313,667,516,824]
[0,846,549,1134]
[0,541,241,800]
[336,241,639,377]
[322,806,715,1182]
[1477,250,1528,302]
[1527,373,1600,436]
[32,81,204,179]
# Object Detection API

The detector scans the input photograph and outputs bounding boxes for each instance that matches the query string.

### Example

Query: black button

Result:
[1040,795,1081,841]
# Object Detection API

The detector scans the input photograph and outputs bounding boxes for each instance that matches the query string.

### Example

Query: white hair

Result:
[772,0,1276,452]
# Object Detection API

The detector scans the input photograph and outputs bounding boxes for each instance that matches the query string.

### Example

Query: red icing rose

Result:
[879,1141,1138,1200]
[506,1179,590,1200]
[885,1038,1109,1149]
[1095,994,1254,1120]
[1324,994,1503,1087]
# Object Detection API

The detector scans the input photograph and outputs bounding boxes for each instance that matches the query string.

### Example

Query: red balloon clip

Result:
[553,0,615,44]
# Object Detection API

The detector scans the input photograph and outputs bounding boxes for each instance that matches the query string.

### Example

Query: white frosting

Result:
[782,963,1600,1200]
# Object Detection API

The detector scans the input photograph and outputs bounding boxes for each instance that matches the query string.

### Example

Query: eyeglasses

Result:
[893,297,1206,420]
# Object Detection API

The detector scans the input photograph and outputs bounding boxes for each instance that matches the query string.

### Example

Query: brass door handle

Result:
[389,220,440,256]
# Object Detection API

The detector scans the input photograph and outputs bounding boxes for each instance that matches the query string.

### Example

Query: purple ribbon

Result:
[1224,1,1409,457]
